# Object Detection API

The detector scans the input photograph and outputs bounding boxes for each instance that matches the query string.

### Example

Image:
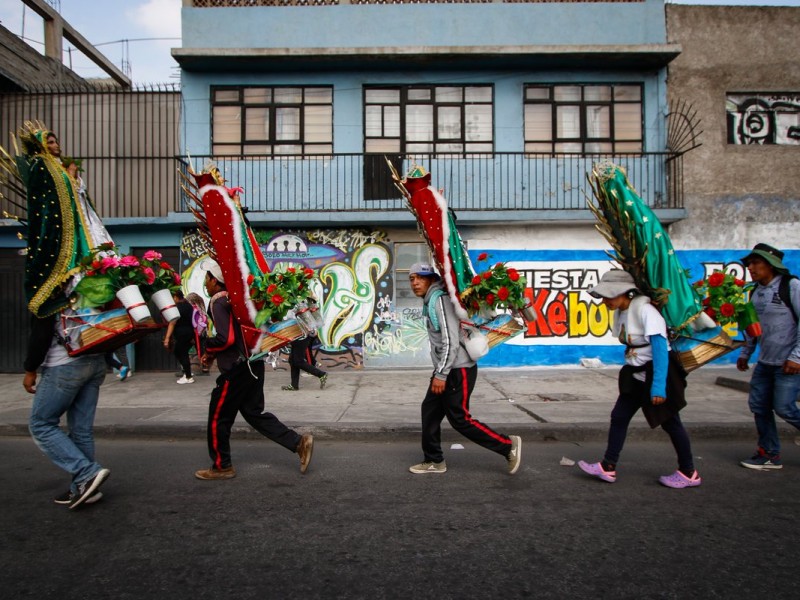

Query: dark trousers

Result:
[289,336,325,388]
[206,360,301,470]
[173,333,193,378]
[604,376,695,473]
[421,365,512,463]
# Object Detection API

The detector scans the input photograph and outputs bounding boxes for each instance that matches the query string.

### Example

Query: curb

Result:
[0,421,771,442]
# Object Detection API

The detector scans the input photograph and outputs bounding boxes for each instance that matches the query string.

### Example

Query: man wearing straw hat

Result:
[737,243,800,470]
[407,262,522,475]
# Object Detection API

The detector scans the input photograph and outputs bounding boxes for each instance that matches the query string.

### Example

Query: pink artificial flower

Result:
[173,273,181,285]
[142,267,156,285]
[142,250,162,261]
[99,256,120,272]
[120,255,140,267]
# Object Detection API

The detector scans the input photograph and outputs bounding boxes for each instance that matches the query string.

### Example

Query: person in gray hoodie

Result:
[407,262,521,475]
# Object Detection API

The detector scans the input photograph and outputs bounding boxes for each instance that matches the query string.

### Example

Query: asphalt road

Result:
[3,436,799,600]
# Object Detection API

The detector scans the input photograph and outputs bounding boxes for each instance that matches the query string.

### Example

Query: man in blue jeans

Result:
[737,243,800,470]
[24,313,111,508]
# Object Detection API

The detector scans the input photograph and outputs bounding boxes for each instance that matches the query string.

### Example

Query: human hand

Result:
[23,371,37,394]
[430,378,446,395]
[651,395,666,406]
[736,356,750,372]
[783,359,800,375]
[163,337,171,348]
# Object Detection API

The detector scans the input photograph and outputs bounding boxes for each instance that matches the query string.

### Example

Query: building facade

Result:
[173,0,691,370]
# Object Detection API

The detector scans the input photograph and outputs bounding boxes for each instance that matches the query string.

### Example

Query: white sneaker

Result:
[177,375,195,385]
[507,435,522,475]
[409,461,447,474]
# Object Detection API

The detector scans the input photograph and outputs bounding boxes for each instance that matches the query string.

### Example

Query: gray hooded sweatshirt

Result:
[423,280,476,381]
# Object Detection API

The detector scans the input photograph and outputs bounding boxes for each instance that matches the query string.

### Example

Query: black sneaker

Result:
[69,468,110,510]
[54,490,103,505]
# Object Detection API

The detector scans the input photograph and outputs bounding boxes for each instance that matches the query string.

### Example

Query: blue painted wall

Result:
[181,2,667,49]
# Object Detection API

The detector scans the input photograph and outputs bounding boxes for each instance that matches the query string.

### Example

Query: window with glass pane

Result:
[364,84,493,156]
[210,85,333,157]
[524,83,642,153]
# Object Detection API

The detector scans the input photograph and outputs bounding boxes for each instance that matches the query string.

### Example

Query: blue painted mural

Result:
[472,248,800,367]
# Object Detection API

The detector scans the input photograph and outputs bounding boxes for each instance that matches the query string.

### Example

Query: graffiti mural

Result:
[179,227,394,370]
[726,93,800,145]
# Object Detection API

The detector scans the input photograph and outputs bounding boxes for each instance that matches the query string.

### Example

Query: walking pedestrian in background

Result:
[164,290,195,384]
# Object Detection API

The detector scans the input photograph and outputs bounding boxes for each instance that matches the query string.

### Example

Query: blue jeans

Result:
[748,362,800,456]
[29,355,107,492]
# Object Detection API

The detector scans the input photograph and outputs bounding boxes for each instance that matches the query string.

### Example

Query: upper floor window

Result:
[211,86,333,157]
[524,84,643,154]
[726,92,800,145]
[364,85,493,154]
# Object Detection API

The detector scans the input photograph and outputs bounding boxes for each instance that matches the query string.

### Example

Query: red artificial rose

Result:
[173,273,181,285]
[482,271,491,280]
[702,297,711,307]
[92,260,102,270]
[304,268,314,278]
[734,278,745,287]
[708,272,725,288]
[271,294,284,305]
[720,303,735,317]
[497,286,510,301]
[508,268,520,282]
[247,274,255,285]
[495,262,503,269]
[472,301,480,310]
[267,284,277,294]
[485,293,495,305]
[471,275,482,285]
[86,270,96,276]
[477,252,488,261]
[704,307,716,319]
[287,267,296,273]
[160,261,171,270]
[692,280,703,288]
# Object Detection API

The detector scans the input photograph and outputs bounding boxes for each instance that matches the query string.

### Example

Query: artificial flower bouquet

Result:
[693,270,761,337]
[72,244,181,308]
[460,253,528,318]
[250,266,317,328]
[138,250,182,297]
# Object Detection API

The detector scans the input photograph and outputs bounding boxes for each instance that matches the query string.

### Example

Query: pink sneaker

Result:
[658,470,702,489]
[578,460,616,483]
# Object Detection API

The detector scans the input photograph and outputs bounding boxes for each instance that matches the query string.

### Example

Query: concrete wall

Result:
[666,5,800,250]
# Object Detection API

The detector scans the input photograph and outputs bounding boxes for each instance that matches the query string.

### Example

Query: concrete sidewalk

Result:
[1,364,783,442]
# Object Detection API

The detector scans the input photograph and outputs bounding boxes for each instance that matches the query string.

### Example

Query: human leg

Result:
[660,413,695,475]
[238,361,302,452]
[441,366,512,456]
[420,377,446,463]
[173,335,193,379]
[205,373,239,470]
[29,356,108,491]
[602,391,641,466]
[747,363,780,455]
[771,370,800,432]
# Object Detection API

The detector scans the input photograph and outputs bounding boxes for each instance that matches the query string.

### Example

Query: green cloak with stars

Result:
[589,164,706,333]
[20,128,97,317]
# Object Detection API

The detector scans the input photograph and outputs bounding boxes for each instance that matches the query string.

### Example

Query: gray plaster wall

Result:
[665,5,800,250]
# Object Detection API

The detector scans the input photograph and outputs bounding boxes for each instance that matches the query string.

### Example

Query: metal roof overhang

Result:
[171,44,682,73]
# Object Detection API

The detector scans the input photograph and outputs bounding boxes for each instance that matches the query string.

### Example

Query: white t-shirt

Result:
[616,301,669,380]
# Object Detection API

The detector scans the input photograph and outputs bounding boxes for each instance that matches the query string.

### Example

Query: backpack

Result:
[778,274,798,323]
[425,288,488,360]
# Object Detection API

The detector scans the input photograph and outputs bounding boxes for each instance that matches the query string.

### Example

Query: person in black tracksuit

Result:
[283,333,327,391]
[406,262,522,475]
[164,290,195,384]
[194,260,313,480]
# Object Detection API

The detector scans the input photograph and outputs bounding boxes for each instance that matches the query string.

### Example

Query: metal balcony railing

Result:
[177,152,683,216]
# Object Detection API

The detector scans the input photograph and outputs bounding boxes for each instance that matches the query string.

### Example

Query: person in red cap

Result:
[737,244,800,470]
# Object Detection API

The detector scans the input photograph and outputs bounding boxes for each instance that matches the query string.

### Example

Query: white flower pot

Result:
[116,284,151,323]
[151,288,180,323]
